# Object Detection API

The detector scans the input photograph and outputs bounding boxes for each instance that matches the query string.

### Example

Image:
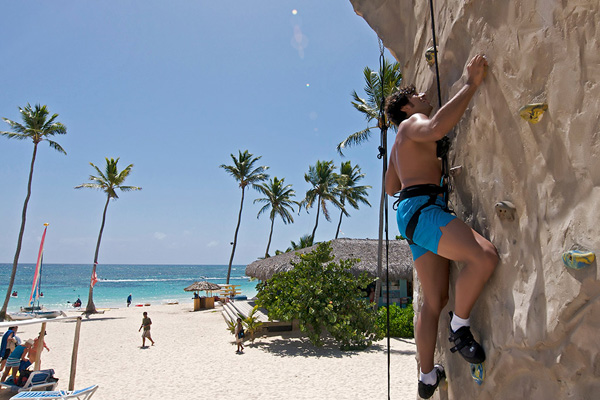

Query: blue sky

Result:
[0,1,397,265]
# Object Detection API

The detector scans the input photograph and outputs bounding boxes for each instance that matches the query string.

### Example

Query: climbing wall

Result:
[350,0,600,399]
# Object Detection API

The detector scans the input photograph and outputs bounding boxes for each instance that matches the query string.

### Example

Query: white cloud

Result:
[154,232,167,240]
[207,240,219,248]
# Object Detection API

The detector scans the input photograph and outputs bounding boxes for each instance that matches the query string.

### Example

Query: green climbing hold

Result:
[562,250,596,269]
[470,362,486,385]
[519,103,548,124]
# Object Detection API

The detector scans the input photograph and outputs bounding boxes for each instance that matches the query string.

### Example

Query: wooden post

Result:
[33,322,47,371]
[69,317,82,391]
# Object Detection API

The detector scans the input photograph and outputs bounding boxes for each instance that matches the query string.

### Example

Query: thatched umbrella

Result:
[184,281,222,296]
[245,238,413,282]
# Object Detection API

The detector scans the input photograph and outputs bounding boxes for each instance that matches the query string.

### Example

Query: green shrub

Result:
[256,242,383,350]
[376,304,414,338]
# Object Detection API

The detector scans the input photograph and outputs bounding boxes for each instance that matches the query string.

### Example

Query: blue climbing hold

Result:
[562,250,595,270]
[470,362,486,385]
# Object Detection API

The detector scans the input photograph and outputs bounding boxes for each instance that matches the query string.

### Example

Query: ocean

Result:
[0,263,258,312]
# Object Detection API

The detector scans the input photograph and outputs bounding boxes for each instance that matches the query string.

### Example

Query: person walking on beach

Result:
[384,54,498,399]
[234,317,245,353]
[127,294,132,307]
[29,332,50,364]
[138,311,155,347]
[0,326,18,373]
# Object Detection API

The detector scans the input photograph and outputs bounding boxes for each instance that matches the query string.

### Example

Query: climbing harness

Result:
[396,184,448,245]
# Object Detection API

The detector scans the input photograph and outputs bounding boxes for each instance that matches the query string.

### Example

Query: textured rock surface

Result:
[350,1,600,398]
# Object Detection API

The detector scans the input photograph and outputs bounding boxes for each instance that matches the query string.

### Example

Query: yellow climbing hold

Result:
[562,250,596,270]
[425,47,437,66]
[519,103,548,124]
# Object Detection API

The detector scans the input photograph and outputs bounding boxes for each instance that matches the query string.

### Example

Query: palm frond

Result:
[46,139,67,155]
[336,127,374,155]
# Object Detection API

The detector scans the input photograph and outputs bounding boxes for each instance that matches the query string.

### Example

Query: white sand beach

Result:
[1,303,417,400]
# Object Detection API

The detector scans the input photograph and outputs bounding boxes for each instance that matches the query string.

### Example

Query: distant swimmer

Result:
[73,298,82,308]
[127,294,132,307]
[385,54,498,399]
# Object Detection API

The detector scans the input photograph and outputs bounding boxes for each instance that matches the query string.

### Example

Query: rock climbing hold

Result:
[519,103,548,124]
[425,46,437,66]
[494,201,516,221]
[470,362,486,386]
[450,166,463,177]
[562,250,596,270]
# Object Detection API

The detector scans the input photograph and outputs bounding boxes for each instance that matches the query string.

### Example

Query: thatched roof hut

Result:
[245,238,414,282]
[184,281,222,293]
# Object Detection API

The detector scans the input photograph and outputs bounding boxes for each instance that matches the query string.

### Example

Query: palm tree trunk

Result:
[227,188,245,284]
[0,144,38,321]
[335,199,346,239]
[310,197,321,242]
[85,195,110,314]
[265,217,275,258]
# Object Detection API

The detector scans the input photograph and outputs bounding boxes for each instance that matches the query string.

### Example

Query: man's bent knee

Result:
[422,293,449,316]
[481,244,499,279]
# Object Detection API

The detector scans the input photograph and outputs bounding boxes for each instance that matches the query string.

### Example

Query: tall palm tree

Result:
[0,104,67,320]
[336,58,402,154]
[334,161,372,239]
[75,158,141,314]
[336,58,402,308]
[220,150,269,284]
[303,160,343,242]
[254,177,299,258]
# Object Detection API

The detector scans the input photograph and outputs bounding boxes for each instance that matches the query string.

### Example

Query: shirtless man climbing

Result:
[384,54,498,399]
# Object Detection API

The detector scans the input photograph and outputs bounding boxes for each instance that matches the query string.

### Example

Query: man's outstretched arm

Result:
[406,54,488,143]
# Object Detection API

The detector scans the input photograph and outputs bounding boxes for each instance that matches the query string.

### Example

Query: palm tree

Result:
[220,150,269,284]
[0,104,67,320]
[303,160,343,242]
[334,161,371,239]
[286,234,314,252]
[336,58,402,308]
[75,158,141,314]
[336,58,402,154]
[254,177,299,258]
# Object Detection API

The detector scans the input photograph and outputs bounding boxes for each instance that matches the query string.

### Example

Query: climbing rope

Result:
[378,2,448,399]
[376,35,392,400]
[428,0,453,203]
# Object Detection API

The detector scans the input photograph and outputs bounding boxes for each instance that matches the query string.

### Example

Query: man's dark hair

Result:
[384,85,416,126]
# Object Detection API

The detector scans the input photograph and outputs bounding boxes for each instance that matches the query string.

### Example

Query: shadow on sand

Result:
[250,333,416,358]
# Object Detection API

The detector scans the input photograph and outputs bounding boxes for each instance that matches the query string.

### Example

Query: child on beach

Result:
[138,311,155,347]
[235,317,245,353]
[1,338,33,384]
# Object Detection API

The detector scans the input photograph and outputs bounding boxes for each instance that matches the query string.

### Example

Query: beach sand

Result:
[0,303,417,400]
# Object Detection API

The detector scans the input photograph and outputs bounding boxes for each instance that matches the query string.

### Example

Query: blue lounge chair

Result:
[0,369,58,393]
[9,385,98,400]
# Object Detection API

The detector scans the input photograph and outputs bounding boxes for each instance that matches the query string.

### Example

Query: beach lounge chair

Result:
[9,385,98,400]
[0,369,58,393]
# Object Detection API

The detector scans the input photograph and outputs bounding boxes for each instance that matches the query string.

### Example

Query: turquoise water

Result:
[0,263,258,312]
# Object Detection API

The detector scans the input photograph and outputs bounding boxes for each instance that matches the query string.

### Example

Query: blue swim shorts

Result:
[396,195,456,261]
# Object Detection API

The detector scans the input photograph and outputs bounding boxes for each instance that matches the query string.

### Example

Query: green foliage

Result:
[242,305,264,343]
[225,318,237,335]
[376,304,414,338]
[256,242,382,350]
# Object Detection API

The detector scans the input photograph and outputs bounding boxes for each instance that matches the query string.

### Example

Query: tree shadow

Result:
[251,335,416,358]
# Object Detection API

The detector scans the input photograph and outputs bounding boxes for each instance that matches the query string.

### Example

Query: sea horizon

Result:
[0,263,258,312]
